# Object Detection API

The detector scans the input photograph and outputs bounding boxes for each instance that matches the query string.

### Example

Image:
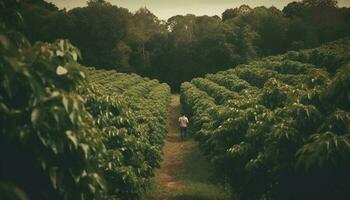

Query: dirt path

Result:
[144,95,231,200]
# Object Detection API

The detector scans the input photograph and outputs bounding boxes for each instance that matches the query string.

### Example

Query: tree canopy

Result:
[19,0,350,91]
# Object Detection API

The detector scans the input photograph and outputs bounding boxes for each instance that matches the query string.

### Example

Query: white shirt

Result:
[178,116,189,127]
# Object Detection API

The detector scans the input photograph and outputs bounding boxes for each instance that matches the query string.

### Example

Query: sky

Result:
[47,0,350,20]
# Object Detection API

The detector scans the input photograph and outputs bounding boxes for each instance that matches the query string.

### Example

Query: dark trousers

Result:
[180,127,187,140]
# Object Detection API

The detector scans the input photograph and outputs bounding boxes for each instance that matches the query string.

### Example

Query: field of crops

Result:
[181,37,350,200]
[0,27,171,200]
[81,68,171,199]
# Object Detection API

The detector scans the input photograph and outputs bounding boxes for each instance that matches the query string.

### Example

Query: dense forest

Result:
[19,0,350,91]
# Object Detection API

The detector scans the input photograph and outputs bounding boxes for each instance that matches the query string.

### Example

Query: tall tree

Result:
[222,8,238,21]
[68,1,132,68]
[167,14,196,44]
[303,0,338,8]
[283,0,349,47]
[128,7,165,72]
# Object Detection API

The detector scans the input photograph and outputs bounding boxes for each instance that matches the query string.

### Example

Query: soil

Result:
[144,95,231,200]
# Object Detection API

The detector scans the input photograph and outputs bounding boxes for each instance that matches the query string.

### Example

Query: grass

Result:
[168,139,231,200]
[169,181,230,200]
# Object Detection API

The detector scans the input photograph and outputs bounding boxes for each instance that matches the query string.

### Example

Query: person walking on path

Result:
[178,114,189,140]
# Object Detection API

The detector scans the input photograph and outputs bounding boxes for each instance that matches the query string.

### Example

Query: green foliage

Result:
[284,37,350,73]
[0,2,171,199]
[192,78,238,104]
[79,68,171,199]
[19,0,350,91]
[0,32,107,200]
[320,64,350,110]
[206,73,252,92]
[181,38,350,200]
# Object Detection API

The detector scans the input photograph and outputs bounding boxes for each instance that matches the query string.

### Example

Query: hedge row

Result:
[181,38,350,200]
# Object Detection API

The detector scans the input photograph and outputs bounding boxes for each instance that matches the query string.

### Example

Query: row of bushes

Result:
[0,6,171,199]
[180,38,350,200]
[80,70,171,199]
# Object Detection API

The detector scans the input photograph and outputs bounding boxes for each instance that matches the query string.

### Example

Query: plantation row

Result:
[0,27,171,200]
[80,68,171,199]
[181,37,350,200]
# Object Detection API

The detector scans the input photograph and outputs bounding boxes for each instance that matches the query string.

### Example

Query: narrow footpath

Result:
[144,95,231,200]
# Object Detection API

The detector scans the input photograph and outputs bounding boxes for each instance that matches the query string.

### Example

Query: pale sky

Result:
[47,0,350,20]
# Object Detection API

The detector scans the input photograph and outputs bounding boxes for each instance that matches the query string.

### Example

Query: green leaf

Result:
[0,34,10,49]
[80,144,89,159]
[49,167,58,189]
[66,131,78,149]
[56,66,68,75]
[31,108,40,124]
[62,96,69,112]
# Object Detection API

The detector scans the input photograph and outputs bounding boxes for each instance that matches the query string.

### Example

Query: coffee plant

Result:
[181,37,350,200]
[0,1,171,199]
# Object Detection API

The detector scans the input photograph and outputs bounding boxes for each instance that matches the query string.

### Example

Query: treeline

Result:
[20,0,350,90]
